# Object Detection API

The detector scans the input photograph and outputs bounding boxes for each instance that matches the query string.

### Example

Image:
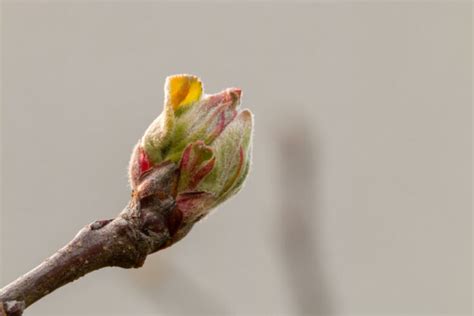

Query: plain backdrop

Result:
[1,1,472,316]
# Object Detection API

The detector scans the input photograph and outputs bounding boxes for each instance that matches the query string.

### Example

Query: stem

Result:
[0,163,181,316]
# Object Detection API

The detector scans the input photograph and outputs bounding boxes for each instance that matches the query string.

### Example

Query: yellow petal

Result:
[165,74,203,111]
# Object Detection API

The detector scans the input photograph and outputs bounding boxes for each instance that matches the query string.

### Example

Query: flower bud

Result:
[129,75,253,243]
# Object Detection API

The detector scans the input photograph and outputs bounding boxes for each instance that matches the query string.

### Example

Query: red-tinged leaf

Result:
[179,142,193,171]
[220,145,245,196]
[189,158,215,190]
[205,105,237,144]
[139,146,152,174]
[178,141,215,192]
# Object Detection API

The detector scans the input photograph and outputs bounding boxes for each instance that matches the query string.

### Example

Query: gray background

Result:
[1,1,472,315]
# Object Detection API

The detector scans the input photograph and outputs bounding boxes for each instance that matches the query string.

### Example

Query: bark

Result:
[0,163,181,316]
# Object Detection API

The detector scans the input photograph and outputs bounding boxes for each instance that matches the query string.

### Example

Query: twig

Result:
[0,163,180,316]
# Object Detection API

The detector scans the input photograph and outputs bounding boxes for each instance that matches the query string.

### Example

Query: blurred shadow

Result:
[277,117,333,316]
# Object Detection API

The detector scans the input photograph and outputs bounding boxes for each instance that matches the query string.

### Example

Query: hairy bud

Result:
[129,75,253,244]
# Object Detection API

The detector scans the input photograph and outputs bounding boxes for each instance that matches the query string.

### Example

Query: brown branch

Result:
[0,163,182,316]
